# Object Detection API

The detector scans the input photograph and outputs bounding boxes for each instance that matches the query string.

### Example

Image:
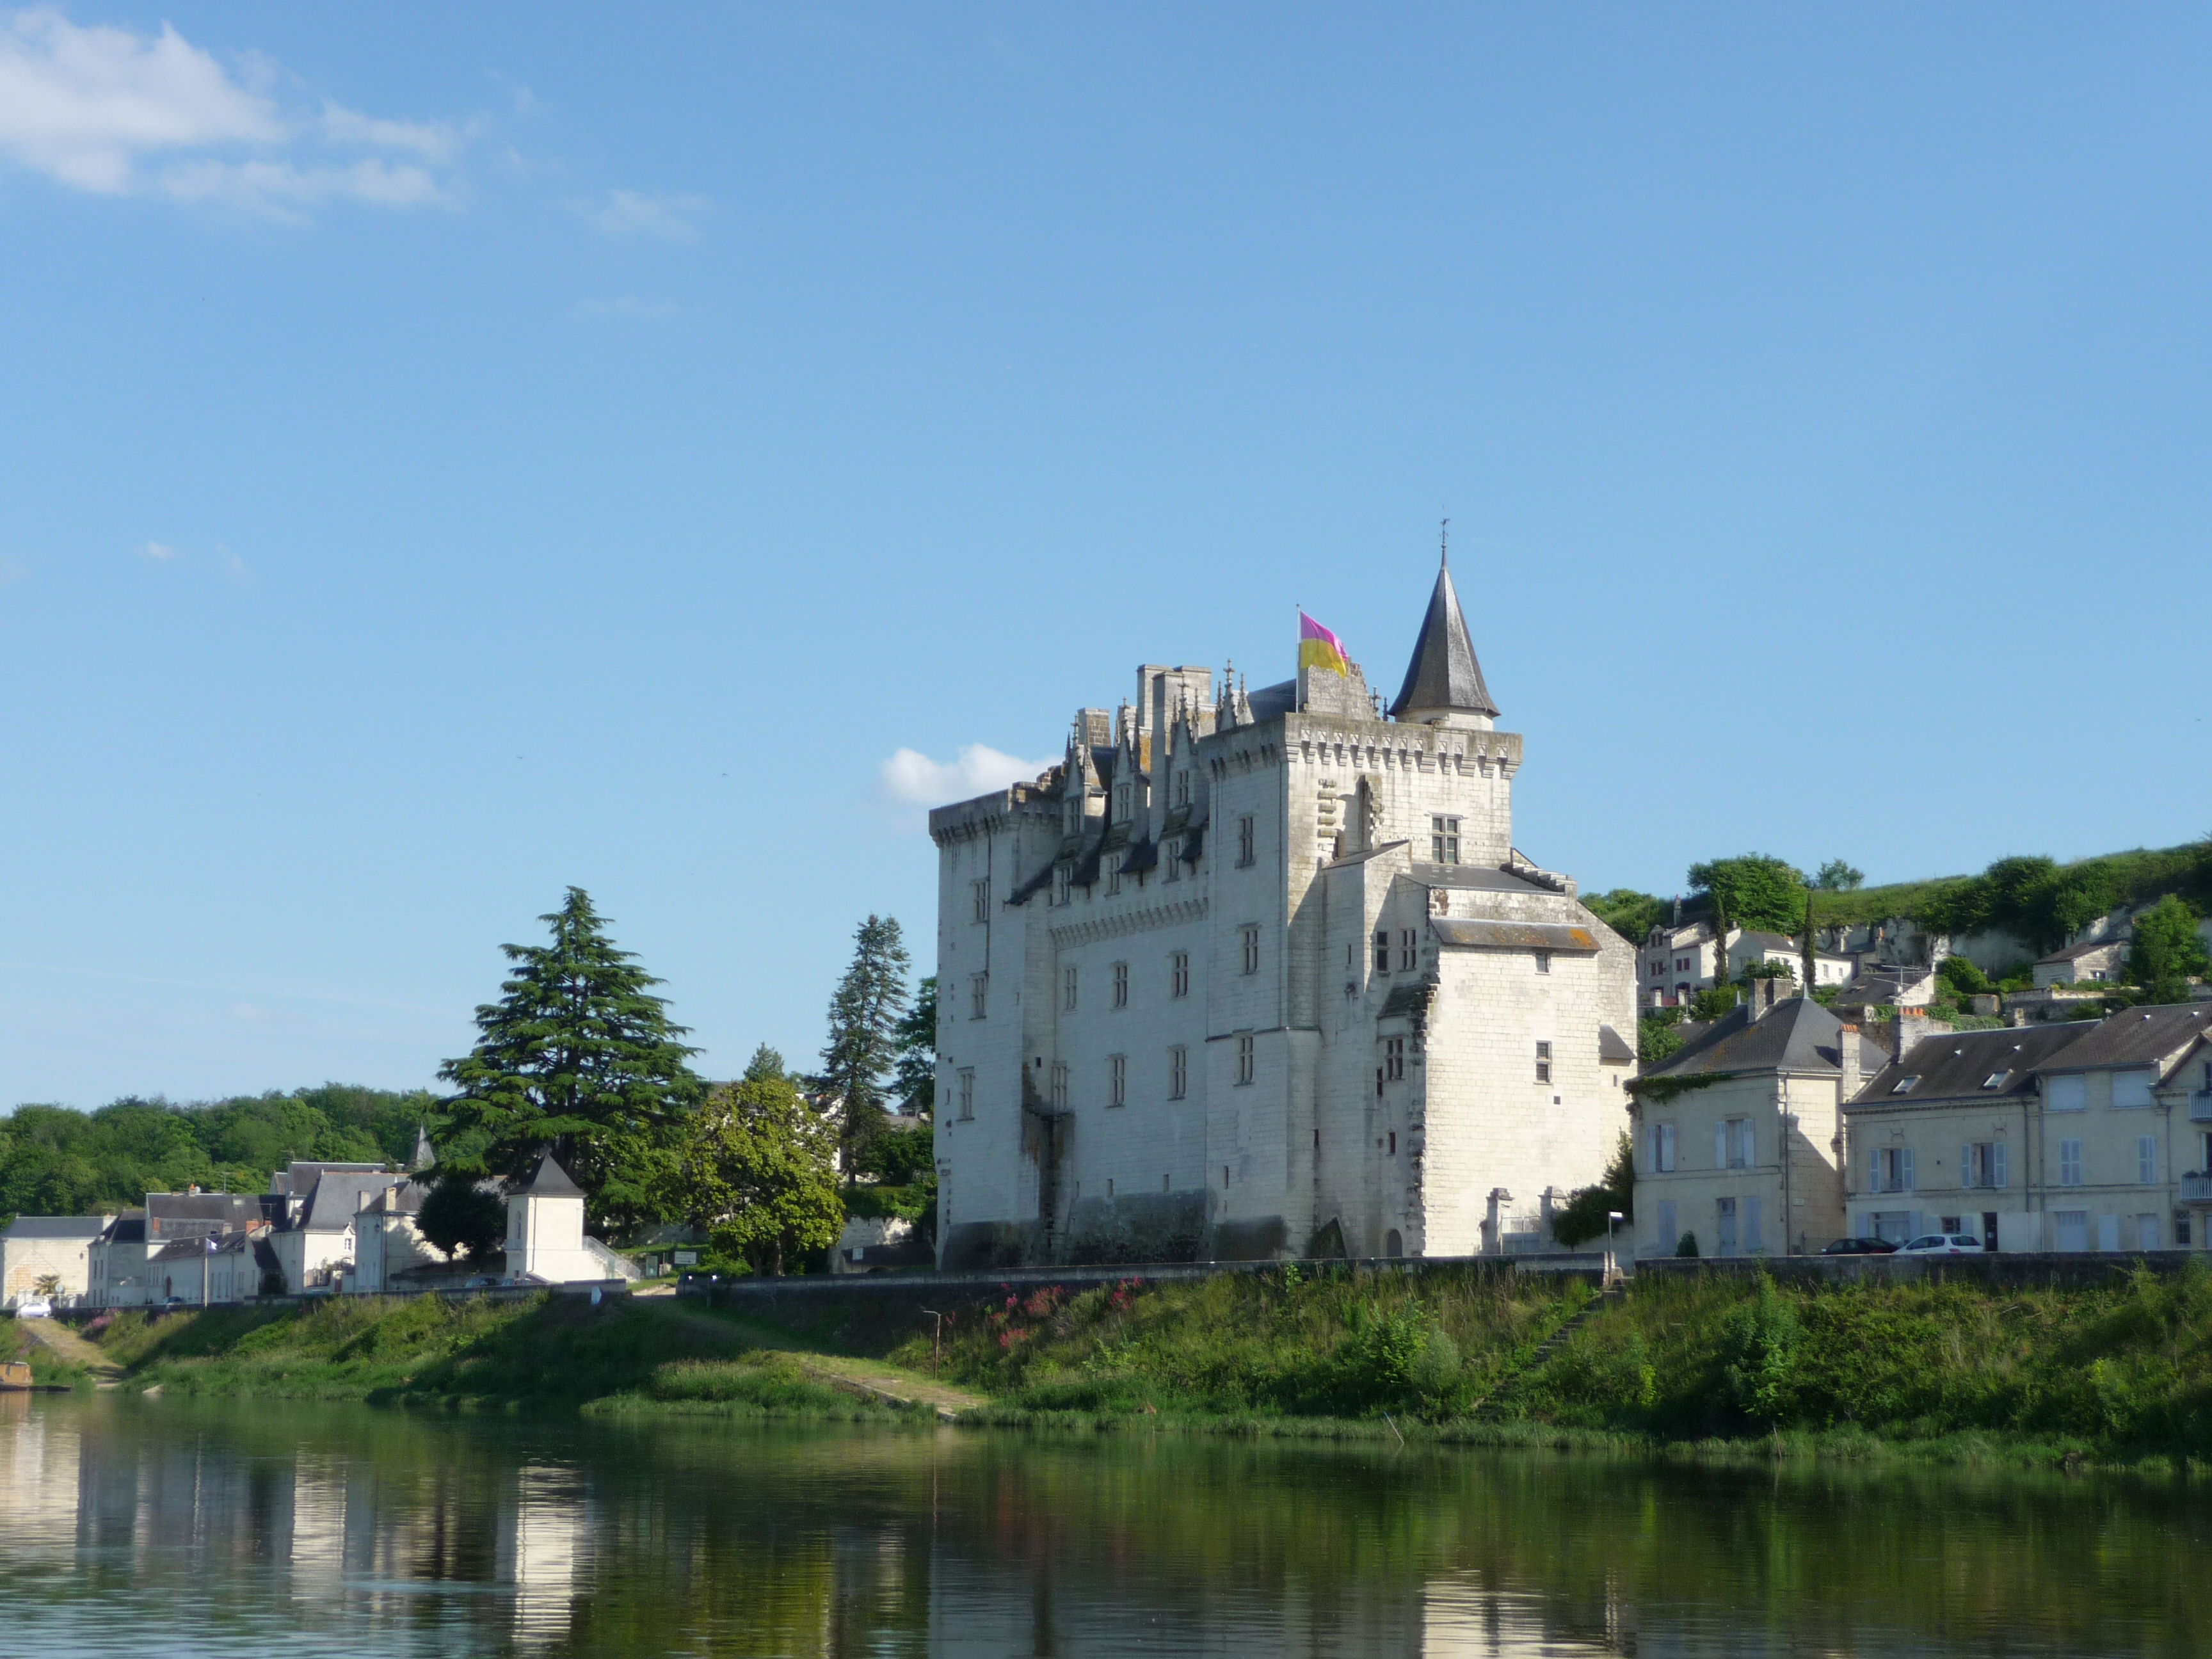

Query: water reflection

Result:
[1,1391,2207,1657]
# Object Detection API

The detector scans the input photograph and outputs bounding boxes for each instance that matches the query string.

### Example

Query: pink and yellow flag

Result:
[1298,611,1350,677]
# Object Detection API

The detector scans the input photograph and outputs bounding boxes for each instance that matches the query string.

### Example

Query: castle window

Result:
[1063,965,1078,1011]
[957,1069,975,1121]
[1112,962,1128,1007]
[1241,927,1261,975]
[1169,1045,1187,1100]
[1431,816,1461,863]
[1534,950,1552,975]
[1535,1040,1551,1084]
[1374,931,1390,973]
[1384,1036,1404,1081]
[1170,952,1189,998]
[1175,772,1190,807]
[1236,1034,1254,1086]
[1107,860,1121,895]
[1109,1054,1126,1107]
[1397,929,1416,972]
[970,975,988,1020]
[972,880,989,923]
[1050,1063,1068,1110]
[1164,841,1180,881]
[1237,816,1256,867]
[1055,865,1071,906]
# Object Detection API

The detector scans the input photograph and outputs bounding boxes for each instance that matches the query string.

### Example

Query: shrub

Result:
[1718,1275,1800,1423]
[1675,1231,1701,1258]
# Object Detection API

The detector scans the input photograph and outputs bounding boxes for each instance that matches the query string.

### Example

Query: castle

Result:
[928,559,1639,1267]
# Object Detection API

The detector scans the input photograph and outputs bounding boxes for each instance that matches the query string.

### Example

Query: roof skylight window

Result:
[1891,1076,1920,1094]
[1982,1071,2011,1089]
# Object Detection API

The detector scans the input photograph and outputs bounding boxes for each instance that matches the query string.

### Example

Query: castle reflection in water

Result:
[1,1393,2197,1658]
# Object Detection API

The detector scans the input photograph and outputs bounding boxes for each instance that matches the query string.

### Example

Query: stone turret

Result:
[1389,557,1499,730]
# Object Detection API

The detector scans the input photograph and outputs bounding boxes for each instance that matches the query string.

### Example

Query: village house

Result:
[2033,937,2129,988]
[1635,918,1854,1009]
[1626,982,1868,1258]
[1,1215,111,1309]
[1843,1004,2212,1251]
[929,560,1640,1267]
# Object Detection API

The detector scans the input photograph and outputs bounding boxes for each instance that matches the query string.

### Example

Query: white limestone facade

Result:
[929,563,1640,1267]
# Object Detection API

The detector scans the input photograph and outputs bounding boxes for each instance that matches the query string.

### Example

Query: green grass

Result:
[93,1294,926,1421]
[3,1315,88,1388]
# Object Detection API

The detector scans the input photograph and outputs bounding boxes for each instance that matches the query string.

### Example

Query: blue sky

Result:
[3,4,2209,1109]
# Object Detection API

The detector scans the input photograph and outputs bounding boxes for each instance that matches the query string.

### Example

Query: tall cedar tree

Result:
[892,974,938,1116]
[437,888,701,1233]
[662,1045,842,1276]
[817,915,910,1179]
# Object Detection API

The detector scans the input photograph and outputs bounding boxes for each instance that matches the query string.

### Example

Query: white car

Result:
[13,1299,52,1319]
[1898,1233,1984,1256]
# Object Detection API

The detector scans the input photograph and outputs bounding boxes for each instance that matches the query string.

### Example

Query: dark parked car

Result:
[1820,1237,1899,1255]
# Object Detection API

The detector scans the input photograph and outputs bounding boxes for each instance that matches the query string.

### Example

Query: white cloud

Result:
[0,7,465,216]
[132,540,177,560]
[880,744,1055,809]
[579,188,709,241]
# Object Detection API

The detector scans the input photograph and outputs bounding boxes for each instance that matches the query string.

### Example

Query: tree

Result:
[661,1059,843,1276]
[816,915,911,1180]
[1637,1014,1684,1066]
[892,974,938,1117]
[1585,889,1667,945]
[31,1273,61,1301]
[417,1175,507,1262]
[1813,860,1864,892]
[1552,1133,1635,1247]
[2128,895,2209,1004]
[1688,854,1807,934]
[437,888,702,1233]
[1799,888,1816,991]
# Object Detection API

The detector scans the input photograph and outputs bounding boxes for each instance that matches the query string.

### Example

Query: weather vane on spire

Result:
[1439,513,1449,568]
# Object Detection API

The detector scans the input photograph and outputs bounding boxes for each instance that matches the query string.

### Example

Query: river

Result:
[1,1391,2204,1656]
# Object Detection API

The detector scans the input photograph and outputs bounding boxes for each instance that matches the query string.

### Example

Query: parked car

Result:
[1898,1233,1984,1255]
[1820,1237,1898,1255]
[13,1299,52,1319]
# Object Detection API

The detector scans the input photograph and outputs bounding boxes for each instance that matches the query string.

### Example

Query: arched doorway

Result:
[1384,1228,1403,1259]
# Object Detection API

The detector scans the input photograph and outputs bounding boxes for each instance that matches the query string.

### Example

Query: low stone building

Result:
[1627,985,1868,1258]
[1,1215,111,1308]
[2033,937,2129,988]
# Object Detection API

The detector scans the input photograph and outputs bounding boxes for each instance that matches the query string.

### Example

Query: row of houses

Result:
[1630,983,2212,1256]
[1639,901,2212,1016]
[1,1148,634,1311]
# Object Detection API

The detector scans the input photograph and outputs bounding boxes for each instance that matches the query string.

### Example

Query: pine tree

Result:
[817,915,910,1180]
[892,975,938,1117]
[437,888,701,1232]
[1800,888,1817,993]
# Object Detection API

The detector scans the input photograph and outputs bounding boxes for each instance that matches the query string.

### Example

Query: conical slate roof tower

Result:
[1388,556,1498,726]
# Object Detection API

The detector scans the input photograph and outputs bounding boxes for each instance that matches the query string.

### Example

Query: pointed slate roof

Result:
[411,1126,435,1173]
[519,1150,583,1198]
[1389,561,1499,719]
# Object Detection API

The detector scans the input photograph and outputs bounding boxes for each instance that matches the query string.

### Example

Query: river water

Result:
[1,1391,2204,1657]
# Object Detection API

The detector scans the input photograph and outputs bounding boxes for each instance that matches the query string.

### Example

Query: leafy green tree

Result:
[417,1175,507,1262]
[1937,955,1994,998]
[662,1052,842,1276]
[437,888,703,1233]
[816,915,911,1180]
[1687,854,1807,934]
[1813,859,1864,892]
[1585,889,1667,945]
[1719,1274,1801,1423]
[892,974,937,1117]
[1552,1133,1635,1247]
[1689,985,1738,1022]
[2128,895,2209,1004]
[1637,1014,1684,1067]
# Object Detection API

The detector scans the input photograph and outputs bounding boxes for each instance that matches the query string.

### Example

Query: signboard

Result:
[673,1250,698,1266]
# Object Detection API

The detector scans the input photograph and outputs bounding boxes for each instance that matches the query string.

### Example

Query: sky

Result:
[3,4,2209,1110]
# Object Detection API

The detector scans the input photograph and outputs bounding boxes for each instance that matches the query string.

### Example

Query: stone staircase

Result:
[1468,1281,1626,1422]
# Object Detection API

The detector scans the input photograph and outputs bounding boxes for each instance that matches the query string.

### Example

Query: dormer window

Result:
[1174,772,1190,808]
[1891,1075,1920,1095]
[1115,783,1132,821]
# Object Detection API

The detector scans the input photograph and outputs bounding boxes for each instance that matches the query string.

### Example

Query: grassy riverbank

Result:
[60,1262,2212,1468]
[84,1295,928,1422]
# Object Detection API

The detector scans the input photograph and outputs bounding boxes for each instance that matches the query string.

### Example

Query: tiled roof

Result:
[1640,997,1843,1080]
[2033,1003,2211,1075]
[3,1215,110,1239]
[1431,919,1601,953]
[1850,1022,2094,1108]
